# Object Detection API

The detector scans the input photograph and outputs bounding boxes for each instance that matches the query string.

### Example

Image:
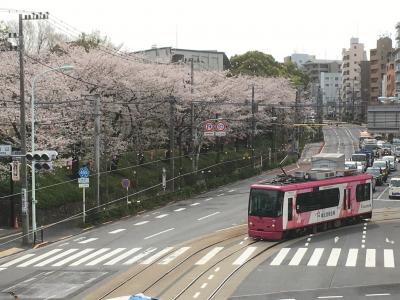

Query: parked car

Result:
[366,167,383,186]
[382,155,397,171]
[389,177,400,199]
[372,160,389,182]
[393,146,400,158]
[381,143,392,156]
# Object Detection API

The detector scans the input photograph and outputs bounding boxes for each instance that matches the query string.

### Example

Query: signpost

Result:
[0,144,12,156]
[202,120,228,137]
[78,167,90,223]
[203,121,215,136]
[215,120,227,136]
[11,161,20,181]
[121,179,131,205]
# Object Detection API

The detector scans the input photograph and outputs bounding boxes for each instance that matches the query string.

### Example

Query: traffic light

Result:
[26,150,58,171]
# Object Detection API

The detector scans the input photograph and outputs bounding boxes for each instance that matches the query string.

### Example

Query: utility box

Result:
[311,153,345,170]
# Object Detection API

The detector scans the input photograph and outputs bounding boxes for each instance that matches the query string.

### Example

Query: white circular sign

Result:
[216,121,226,131]
[204,122,214,131]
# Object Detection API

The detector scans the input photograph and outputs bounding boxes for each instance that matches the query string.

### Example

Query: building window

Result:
[335,84,339,87]
[354,53,357,56]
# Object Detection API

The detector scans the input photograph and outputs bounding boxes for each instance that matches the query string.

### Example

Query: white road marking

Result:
[0,268,5,272]
[307,238,312,242]
[362,245,365,249]
[109,229,126,234]
[69,248,110,266]
[201,283,208,289]
[305,243,309,247]
[289,248,308,266]
[193,292,200,298]
[35,249,78,267]
[59,243,69,247]
[144,228,175,240]
[104,248,141,265]
[363,231,366,234]
[0,254,35,267]
[174,208,186,212]
[233,247,257,265]
[86,248,126,266]
[385,238,395,244]
[228,189,235,192]
[79,238,98,244]
[377,187,389,199]
[123,248,157,265]
[215,267,220,272]
[155,214,168,219]
[204,197,213,201]
[307,248,324,266]
[208,275,214,280]
[327,248,341,266]
[17,249,63,267]
[197,212,220,221]
[217,193,224,197]
[270,248,290,266]
[190,202,200,206]
[52,248,95,266]
[345,248,358,267]
[318,296,343,299]
[134,221,149,226]
[159,247,190,265]
[365,249,376,267]
[195,247,224,265]
[384,249,395,268]
[365,294,390,297]
[73,237,86,242]
[141,247,174,264]
[362,240,365,243]
[362,235,366,239]
[334,237,339,243]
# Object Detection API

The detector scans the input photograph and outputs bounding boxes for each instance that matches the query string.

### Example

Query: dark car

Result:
[366,167,383,186]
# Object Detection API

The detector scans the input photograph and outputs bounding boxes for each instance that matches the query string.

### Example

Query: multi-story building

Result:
[395,23,400,98]
[320,72,342,118]
[341,37,367,120]
[303,59,342,83]
[284,53,316,68]
[360,61,371,122]
[369,37,393,102]
[134,46,230,71]
[386,61,396,97]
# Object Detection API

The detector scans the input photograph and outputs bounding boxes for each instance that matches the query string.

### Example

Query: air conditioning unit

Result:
[309,169,336,180]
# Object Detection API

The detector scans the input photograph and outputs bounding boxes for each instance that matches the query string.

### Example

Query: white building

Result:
[341,38,367,117]
[134,47,229,71]
[284,53,316,68]
[320,72,342,117]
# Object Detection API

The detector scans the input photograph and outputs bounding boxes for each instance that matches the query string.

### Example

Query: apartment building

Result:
[303,59,342,83]
[320,72,342,117]
[369,37,393,102]
[284,53,316,68]
[395,22,400,98]
[386,61,395,97]
[341,38,367,119]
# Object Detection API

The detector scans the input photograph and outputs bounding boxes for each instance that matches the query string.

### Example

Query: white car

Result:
[382,155,397,171]
[389,177,400,199]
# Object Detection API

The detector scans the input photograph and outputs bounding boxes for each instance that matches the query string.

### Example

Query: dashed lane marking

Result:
[134,221,149,226]
[174,208,186,212]
[144,228,175,240]
[190,203,200,206]
[109,229,126,234]
[197,212,220,221]
[78,238,98,244]
[155,214,168,219]
[204,197,213,201]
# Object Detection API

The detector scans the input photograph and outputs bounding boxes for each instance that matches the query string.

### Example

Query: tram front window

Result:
[249,189,283,217]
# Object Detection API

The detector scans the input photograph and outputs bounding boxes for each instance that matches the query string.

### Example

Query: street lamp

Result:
[30,65,74,241]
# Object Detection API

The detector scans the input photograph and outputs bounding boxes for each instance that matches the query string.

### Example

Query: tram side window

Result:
[356,183,371,202]
[296,188,340,213]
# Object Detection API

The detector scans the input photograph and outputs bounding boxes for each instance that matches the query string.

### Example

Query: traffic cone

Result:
[13,216,19,229]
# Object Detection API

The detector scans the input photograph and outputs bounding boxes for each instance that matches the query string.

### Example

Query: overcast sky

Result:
[1,0,400,62]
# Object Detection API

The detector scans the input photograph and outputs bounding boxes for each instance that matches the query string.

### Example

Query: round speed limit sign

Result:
[215,121,227,131]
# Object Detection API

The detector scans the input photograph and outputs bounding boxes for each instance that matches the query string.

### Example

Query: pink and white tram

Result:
[248,173,373,240]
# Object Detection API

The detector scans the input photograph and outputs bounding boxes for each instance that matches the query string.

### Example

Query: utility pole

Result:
[190,58,194,94]
[271,106,276,164]
[294,89,300,153]
[317,86,323,140]
[94,94,101,210]
[251,85,256,166]
[18,14,29,245]
[190,102,196,172]
[169,96,175,192]
[352,78,355,122]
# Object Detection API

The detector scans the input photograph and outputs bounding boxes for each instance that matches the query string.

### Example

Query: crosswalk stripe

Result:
[17,249,63,267]
[326,248,341,266]
[384,249,395,268]
[270,248,290,266]
[34,249,78,267]
[366,249,376,267]
[141,247,174,265]
[159,247,190,265]
[345,248,358,267]
[78,238,98,244]
[195,247,224,265]
[0,268,5,272]
[289,248,307,266]
[233,247,257,265]
[123,248,157,265]
[104,248,142,266]
[52,248,94,266]
[307,248,324,266]
[86,248,126,266]
[0,254,35,268]
[69,248,110,266]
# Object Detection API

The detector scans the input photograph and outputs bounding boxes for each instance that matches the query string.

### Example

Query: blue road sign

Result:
[79,166,90,178]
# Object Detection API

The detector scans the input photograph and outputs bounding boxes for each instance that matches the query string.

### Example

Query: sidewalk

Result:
[299,142,324,164]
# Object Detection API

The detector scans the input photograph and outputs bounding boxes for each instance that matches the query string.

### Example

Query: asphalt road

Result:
[2,124,397,300]
[231,124,400,300]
